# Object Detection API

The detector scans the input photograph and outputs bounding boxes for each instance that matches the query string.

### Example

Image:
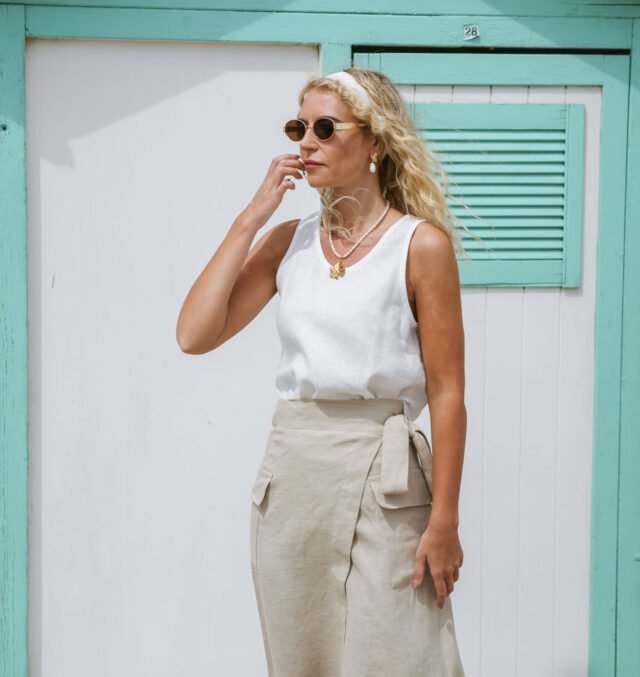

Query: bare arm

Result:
[412,222,466,529]
[408,221,466,609]
[176,213,298,354]
[176,152,305,354]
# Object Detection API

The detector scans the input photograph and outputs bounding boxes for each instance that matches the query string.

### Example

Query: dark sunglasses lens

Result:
[314,118,335,140]
[284,119,305,141]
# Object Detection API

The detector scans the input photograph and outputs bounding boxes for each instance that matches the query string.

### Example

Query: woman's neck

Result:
[329,196,390,235]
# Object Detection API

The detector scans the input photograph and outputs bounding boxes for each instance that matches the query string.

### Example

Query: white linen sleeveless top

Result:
[274,208,428,421]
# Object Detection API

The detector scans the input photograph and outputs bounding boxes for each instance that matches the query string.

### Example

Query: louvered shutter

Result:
[412,103,585,287]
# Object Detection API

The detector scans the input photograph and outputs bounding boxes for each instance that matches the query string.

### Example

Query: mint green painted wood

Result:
[364,52,633,86]
[23,7,632,50]
[0,6,29,677]
[455,260,565,285]
[320,43,350,76]
[584,55,630,677]
[420,102,572,128]
[409,102,585,287]
[357,49,631,675]
[617,18,640,677]
[564,103,586,287]
[9,0,640,20]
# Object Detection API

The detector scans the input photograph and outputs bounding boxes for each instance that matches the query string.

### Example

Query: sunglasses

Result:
[283,117,368,142]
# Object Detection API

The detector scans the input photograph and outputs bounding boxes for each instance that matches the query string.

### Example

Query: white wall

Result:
[26,38,320,676]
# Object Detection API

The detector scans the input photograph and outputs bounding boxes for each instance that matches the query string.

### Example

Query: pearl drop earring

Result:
[369,152,378,174]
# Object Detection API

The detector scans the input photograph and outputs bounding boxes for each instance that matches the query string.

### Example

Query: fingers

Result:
[275,155,305,192]
[411,549,427,590]
[417,562,458,609]
[278,172,301,192]
[273,153,304,163]
[274,154,306,174]
[413,533,464,608]
[434,576,449,609]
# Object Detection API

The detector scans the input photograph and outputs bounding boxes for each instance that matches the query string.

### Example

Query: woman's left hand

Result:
[412,519,464,609]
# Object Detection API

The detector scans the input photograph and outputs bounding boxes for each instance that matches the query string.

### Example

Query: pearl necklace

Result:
[325,201,391,279]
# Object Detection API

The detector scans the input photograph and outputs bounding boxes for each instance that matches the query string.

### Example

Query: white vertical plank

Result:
[455,287,488,669]
[482,287,524,676]
[514,85,564,677]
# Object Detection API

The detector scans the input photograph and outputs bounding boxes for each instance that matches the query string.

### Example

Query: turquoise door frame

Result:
[1,5,638,676]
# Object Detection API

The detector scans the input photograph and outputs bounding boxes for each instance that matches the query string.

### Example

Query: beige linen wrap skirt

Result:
[249,397,465,677]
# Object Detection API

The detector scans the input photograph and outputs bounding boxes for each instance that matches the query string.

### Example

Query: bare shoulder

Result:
[407,220,458,281]
[265,217,301,252]
[246,217,301,272]
[406,220,460,312]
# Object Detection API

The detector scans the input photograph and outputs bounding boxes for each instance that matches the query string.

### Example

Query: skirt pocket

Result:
[250,465,273,573]
[251,465,274,507]
[369,466,432,589]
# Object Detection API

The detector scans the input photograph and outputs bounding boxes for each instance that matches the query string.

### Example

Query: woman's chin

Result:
[306,177,331,188]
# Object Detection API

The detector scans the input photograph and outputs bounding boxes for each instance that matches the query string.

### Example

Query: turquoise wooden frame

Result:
[1,4,638,676]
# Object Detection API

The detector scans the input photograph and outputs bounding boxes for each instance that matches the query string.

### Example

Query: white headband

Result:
[325,71,372,109]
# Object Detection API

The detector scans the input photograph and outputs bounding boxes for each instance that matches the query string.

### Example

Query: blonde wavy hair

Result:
[297,66,478,260]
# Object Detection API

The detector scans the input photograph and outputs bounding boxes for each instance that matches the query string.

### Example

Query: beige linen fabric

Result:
[250,397,465,677]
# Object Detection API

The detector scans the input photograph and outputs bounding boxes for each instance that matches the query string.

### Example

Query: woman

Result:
[177,67,467,676]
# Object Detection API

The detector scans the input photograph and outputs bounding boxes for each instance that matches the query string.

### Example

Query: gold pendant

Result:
[329,261,346,279]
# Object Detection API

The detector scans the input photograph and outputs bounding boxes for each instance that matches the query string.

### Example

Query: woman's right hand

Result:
[244,154,305,226]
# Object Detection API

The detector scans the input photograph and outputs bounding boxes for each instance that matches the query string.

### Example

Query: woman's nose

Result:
[300,131,318,148]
